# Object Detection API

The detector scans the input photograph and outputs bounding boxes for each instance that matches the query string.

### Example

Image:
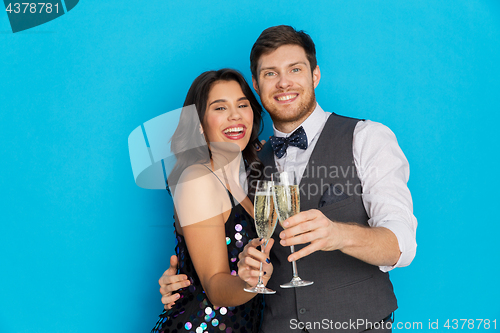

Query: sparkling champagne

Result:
[273,184,300,228]
[245,180,277,294]
[254,193,277,239]
[272,171,313,288]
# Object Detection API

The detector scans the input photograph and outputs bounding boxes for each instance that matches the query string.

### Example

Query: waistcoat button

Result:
[299,308,306,314]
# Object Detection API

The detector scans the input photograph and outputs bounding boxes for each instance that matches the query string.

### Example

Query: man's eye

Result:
[264,72,275,77]
[291,68,300,73]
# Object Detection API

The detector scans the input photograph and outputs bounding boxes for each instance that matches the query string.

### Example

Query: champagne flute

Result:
[272,171,314,288]
[244,180,278,294]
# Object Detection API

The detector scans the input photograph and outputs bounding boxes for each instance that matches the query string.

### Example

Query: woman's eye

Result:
[239,104,249,108]
[215,106,226,111]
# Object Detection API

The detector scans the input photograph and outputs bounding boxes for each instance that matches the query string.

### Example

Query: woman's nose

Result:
[228,107,243,120]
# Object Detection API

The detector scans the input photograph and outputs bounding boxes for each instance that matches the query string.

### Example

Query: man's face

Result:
[253,44,320,132]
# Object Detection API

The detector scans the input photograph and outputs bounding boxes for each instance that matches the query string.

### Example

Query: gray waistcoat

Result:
[257,113,397,332]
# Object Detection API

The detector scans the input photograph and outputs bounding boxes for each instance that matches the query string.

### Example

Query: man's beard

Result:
[262,87,317,125]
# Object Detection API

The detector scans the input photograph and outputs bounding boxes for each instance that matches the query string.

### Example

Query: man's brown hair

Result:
[250,25,317,80]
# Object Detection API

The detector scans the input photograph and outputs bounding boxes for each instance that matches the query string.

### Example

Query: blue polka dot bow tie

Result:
[269,126,308,158]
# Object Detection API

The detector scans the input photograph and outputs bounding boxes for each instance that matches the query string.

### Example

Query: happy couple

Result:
[151,25,417,333]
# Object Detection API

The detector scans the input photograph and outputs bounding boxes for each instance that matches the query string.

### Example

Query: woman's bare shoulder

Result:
[173,164,229,227]
[173,164,226,207]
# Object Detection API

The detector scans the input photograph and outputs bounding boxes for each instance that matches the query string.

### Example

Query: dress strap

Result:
[202,165,236,208]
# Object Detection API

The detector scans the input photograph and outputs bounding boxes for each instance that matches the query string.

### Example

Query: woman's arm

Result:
[183,217,255,307]
[174,166,272,307]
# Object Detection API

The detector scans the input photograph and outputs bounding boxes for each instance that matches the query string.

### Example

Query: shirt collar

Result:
[273,103,328,142]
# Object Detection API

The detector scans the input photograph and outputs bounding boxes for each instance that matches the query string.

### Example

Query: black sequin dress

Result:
[151,187,263,333]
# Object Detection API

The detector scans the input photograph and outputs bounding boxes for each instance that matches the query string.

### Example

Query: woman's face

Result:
[203,80,254,151]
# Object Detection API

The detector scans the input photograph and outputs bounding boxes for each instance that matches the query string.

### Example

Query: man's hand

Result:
[279,209,401,266]
[158,255,191,310]
[279,209,346,261]
[237,238,274,287]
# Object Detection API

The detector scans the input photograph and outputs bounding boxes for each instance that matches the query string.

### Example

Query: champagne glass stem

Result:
[280,243,313,288]
[256,243,266,287]
[290,245,299,278]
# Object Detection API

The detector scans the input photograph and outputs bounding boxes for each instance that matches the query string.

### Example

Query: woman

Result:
[151,69,274,333]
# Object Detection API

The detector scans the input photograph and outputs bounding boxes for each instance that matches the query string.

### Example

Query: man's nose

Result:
[276,74,293,90]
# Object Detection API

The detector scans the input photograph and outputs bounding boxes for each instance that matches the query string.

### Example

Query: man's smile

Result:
[274,92,299,103]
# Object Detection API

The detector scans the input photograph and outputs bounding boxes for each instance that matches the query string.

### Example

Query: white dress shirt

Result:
[273,103,417,272]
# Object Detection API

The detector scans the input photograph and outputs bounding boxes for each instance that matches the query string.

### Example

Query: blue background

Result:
[1,0,499,332]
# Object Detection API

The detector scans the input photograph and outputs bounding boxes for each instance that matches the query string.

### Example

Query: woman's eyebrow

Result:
[209,99,227,106]
[209,97,248,106]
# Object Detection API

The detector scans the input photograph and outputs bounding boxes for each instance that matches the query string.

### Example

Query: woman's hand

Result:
[237,238,274,287]
[158,255,191,310]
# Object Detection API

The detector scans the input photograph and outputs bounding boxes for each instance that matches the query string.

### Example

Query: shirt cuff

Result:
[377,220,417,272]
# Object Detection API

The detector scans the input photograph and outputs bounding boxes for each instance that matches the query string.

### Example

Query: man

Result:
[159,25,417,332]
